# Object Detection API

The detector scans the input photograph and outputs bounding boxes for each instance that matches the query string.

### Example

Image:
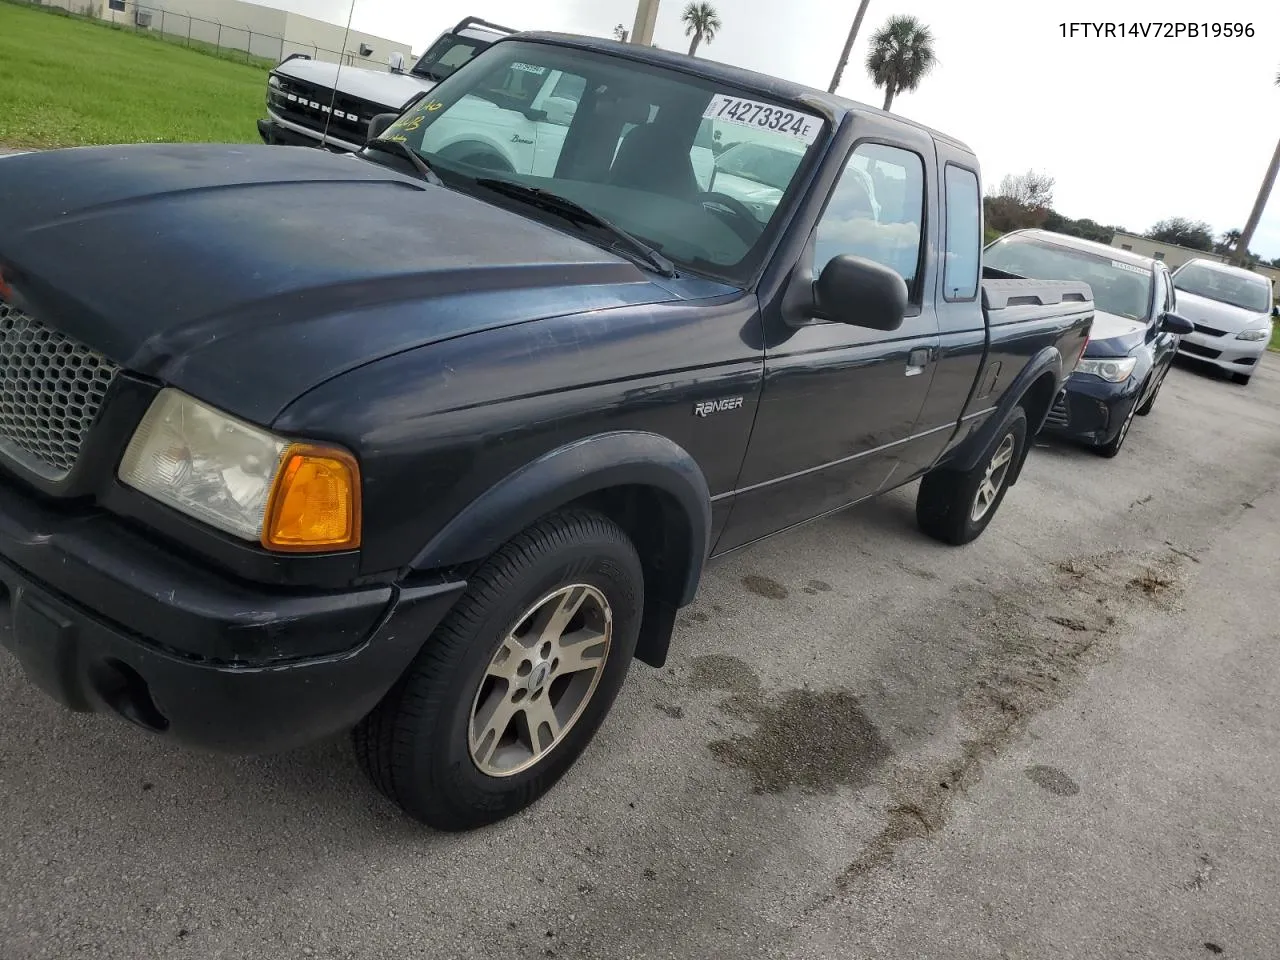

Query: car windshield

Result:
[984,236,1153,320]
[378,39,828,283]
[714,142,802,191]
[411,35,488,81]
[1173,263,1271,313]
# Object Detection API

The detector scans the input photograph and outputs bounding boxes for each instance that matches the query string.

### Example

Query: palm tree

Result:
[1231,67,1280,266]
[865,14,937,112]
[828,0,872,93]
[682,2,721,57]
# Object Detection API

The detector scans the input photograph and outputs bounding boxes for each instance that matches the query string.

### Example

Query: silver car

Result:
[1171,258,1275,385]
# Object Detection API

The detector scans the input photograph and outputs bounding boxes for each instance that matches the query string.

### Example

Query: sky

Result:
[273,0,1279,258]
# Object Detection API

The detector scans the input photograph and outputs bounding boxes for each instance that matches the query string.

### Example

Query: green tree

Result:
[828,0,872,93]
[1147,217,1215,252]
[1230,68,1280,266]
[682,2,721,57]
[865,14,937,112]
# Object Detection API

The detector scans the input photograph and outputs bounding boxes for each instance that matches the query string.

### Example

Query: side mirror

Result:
[366,113,398,142]
[811,255,908,331]
[1160,312,1195,335]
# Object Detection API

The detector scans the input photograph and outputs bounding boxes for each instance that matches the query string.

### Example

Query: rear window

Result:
[984,236,1153,320]
[943,165,980,300]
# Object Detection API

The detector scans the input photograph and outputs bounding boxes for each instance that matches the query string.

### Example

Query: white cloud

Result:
[272,0,1280,258]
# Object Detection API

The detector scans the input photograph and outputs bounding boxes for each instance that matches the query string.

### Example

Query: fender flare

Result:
[948,345,1064,477]
[407,431,713,607]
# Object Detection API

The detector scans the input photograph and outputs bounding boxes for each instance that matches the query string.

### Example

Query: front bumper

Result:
[257,114,363,153]
[1176,327,1267,374]
[1039,371,1141,446]
[0,476,466,754]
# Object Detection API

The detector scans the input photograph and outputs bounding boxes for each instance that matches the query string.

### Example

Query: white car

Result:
[707,139,880,226]
[1171,258,1275,385]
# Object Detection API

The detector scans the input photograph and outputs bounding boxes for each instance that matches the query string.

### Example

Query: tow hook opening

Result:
[89,659,170,733]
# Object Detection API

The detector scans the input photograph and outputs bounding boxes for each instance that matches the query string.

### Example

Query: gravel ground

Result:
[2,354,1279,960]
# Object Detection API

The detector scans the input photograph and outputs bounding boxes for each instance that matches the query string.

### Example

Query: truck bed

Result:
[981,278,1094,327]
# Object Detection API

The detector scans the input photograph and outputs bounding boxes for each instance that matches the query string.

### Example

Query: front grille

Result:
[1044,393,1069,428]
[1193,323,1227,337]
[270,77,378,143]
[1179,340,1222,360]
[0,302,119,480]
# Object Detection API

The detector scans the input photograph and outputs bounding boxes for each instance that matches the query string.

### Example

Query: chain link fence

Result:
[17,0,398,70]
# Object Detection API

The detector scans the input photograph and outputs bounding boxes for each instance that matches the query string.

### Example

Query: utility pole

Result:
[829,0,871,93]
[1231,135,1280,267]
[631,0,659,46]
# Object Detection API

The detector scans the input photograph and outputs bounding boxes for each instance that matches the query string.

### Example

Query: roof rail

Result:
[451,16,518,36]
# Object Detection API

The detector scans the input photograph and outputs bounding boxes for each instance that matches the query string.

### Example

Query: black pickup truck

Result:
[0,34,1092,830]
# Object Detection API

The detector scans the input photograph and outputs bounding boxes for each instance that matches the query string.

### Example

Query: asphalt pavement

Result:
[3,354,1279,960]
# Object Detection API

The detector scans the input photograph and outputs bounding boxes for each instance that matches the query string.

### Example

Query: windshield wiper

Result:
[474,178,676,278]
[363,138,443,186]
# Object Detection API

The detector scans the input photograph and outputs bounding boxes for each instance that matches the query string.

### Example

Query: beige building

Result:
[47,0,413,66]
[1110,231,1280,291]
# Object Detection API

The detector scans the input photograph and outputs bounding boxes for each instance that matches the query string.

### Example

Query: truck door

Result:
[717,131,943,551]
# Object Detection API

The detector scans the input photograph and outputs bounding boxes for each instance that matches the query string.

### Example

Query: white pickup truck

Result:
[258,17,518,153]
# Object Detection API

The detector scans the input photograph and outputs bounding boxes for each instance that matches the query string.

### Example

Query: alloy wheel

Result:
[971,432,1015,523]
[468,583,613,778]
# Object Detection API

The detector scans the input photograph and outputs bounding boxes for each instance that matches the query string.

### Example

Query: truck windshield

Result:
[378,39,828,284]
[1172,263,1271,313]
[411,35,488,81]
[984,236,1153,321]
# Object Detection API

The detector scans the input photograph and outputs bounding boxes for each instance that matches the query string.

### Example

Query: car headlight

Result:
[118,388,361,552]
[1075,356,1138,382]
[268,74,282,88]
[1235,328,1270,341]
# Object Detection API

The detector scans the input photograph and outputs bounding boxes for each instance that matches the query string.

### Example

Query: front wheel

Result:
[1097,392,1141,458]
[353,509,644,830]
[917,406,1028,545]
[1135,365,1168,416]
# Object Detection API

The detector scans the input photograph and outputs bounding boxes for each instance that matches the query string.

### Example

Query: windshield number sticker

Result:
[511,62,547,75]
[1110,260,1148,275]
[704,95,821,144]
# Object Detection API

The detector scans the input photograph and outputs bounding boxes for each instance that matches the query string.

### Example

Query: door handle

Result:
[905,347,930,377]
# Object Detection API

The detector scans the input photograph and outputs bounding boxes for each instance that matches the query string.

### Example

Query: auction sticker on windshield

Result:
[703,94,822,144]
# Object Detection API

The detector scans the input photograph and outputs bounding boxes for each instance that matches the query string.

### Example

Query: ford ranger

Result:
[0,34,1093,831]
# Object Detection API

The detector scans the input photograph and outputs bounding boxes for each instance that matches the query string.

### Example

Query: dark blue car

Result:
[983,230,1193,457]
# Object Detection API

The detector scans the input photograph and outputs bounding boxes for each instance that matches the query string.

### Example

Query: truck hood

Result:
[1172,289,1270,335]
[0,144,678,425]
[1082,309,1149,357]
[274,57,436,111]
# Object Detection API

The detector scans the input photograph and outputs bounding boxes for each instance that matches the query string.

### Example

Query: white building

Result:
[45,0,413,67]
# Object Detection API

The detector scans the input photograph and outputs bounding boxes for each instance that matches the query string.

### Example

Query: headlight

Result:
[268,74,282,88]
[1235,328,1270,341]
[1075,356,1138,382]
[118,389,361,552]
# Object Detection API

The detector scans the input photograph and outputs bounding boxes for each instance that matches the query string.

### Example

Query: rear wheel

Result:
[917,406,1027,545]
[353,509,643,831]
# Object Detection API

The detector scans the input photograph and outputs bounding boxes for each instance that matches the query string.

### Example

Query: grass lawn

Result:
[0,1,265,149]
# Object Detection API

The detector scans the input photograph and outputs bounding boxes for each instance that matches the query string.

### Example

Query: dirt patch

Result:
[742,575,789,600]
[802,579,833,596]
[708,689,893,794]
[1025,764,1080,797]
[688,654,761,696]
[829,546,1187,889]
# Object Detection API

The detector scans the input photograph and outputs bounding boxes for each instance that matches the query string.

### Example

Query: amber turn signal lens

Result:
[262,444,361,552]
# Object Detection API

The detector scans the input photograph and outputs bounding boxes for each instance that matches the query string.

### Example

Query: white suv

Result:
[1171,258,1275,385]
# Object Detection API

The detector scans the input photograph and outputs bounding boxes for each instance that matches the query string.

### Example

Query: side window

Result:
[814,143,924,297]
[942,165,980,301]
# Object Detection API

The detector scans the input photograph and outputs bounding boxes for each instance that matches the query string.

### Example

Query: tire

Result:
[1097,393,1141,459]
[1135,366,1167,416]
[917,405,1028,546]
[1231,372,1252,386]
[353,509,644,831]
